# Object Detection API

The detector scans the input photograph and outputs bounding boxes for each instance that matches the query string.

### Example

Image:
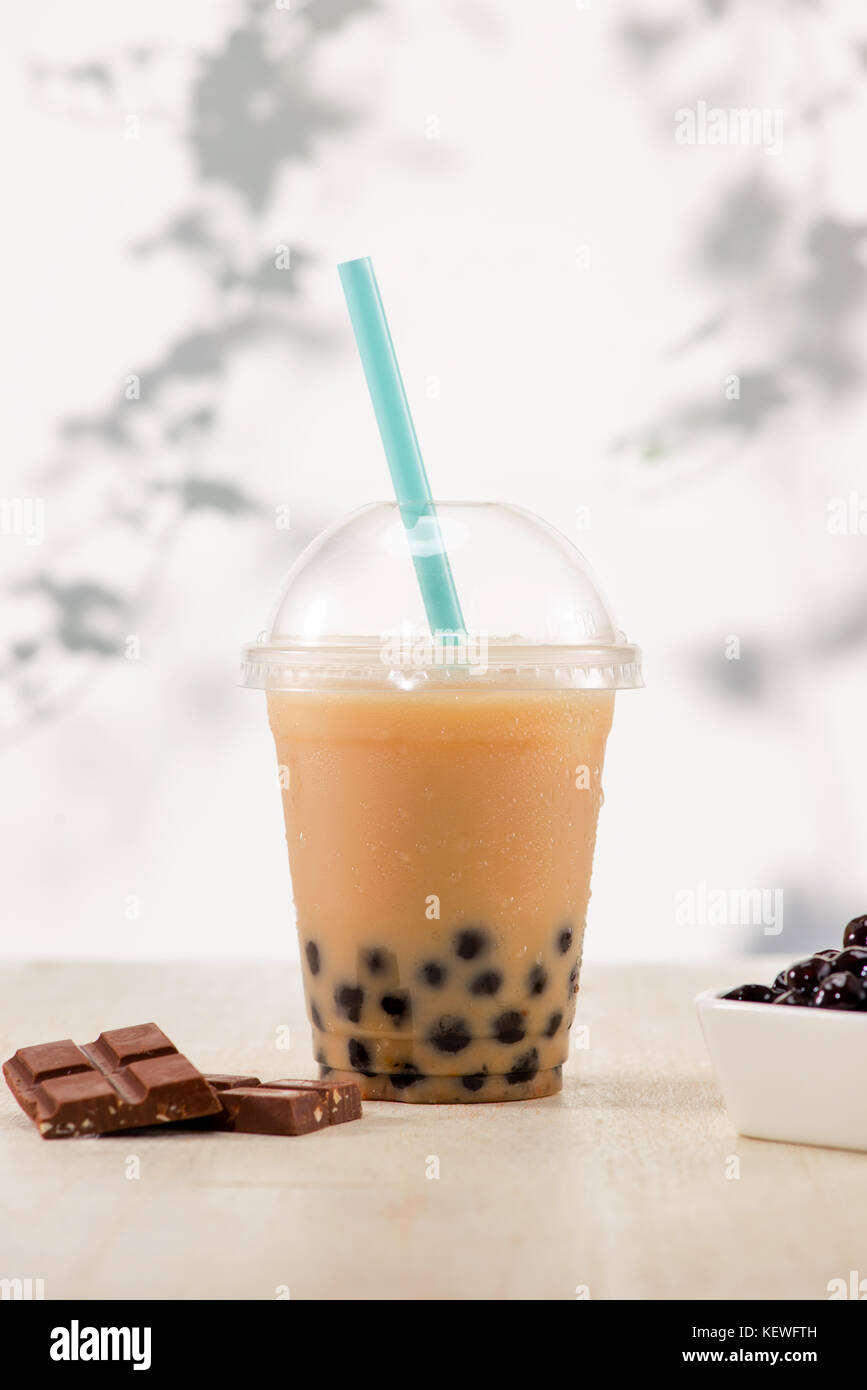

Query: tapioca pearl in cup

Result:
[557,924,573,956]
[361,947,389,974]
[427,1015,472,1053]
[544,1010,563,1037]
[380,992,411,1023]
[461,1071,488,1093]
[507,1048,540,1085]
[493,1011,526,1045]
[527,964,548,996]
[419,961,447,987]
[361,946,400,987]
[305,940,321,975]
[310,1002,324,1031]
[317,1030,415,1071]
[348,1039,375,1075]
[567,962,580,998]
[469,969,502,996]
[389,1064,424,1090]
[335,984,364,1023]
[454,926,489,961]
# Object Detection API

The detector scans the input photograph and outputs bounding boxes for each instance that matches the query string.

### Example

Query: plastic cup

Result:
[242,501,642,1102]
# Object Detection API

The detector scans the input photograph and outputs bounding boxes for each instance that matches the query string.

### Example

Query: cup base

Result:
[321,1064,563,1104]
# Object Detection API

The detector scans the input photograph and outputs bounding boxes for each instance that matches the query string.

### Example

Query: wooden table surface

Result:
[1,958,863,1301]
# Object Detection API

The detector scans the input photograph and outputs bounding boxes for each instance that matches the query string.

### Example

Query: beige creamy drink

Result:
[268,685,613,1102]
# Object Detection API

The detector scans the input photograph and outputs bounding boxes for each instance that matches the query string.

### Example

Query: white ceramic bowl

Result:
[696,987,867,1152]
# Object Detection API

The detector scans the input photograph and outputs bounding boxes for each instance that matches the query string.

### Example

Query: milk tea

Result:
[268,686,613,1102]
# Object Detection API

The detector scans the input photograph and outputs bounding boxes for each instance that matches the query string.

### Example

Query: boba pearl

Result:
[427,1016,472,1053]
[493,1011,525,1045]
[832,947,867,984]
[461,1073,487,1092]
[843,915,867,949]
[334,984,364,1023]
[469,969,502,996]
[527,964,548,996]
[390,1064,423,1090]
[305,941,321,975]
[362,947,388,974]
[454,927,488,960]
[310,1002,323,1031]
[348,1039,373,1072]
[720,984,776,1003]
[784,956,832,996]
[773,990,809,1006]
[507,1049,540,1085]
[544,1010,563,1036]
[812,971,867,1010]
[420,961,447,987]
[380,992,410,1022]
[557,925,573,955]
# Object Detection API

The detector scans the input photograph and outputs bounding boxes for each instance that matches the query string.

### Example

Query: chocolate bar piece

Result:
[267,1078,362,1126]
[216,1086,329,1135]
[174,1074,265,1131]
[203,1075,362,1135]
[205,1074,261,1092]
[3,1024,222,1139]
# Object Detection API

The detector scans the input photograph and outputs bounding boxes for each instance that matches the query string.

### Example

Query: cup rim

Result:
[240,636,644,691]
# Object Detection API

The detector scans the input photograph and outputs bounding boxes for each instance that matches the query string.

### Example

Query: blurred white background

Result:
[1,0,866,962]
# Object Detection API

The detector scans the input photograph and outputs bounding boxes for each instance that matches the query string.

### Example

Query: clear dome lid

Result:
[241,501,643,691]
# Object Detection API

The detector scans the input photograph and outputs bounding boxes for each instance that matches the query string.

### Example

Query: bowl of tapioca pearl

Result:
[696,915,867,1152]
[719,914,867,1010]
